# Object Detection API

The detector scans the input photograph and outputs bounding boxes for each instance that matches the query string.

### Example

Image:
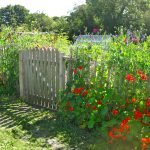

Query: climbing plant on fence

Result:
[0,27,70,95]
[59,35,150,149]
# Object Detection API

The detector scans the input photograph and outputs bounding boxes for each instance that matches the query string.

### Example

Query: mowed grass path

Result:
[0,97,136,150]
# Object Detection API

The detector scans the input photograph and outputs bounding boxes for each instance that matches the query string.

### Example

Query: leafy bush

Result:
[0,26,70,95]
[59,35,150,148]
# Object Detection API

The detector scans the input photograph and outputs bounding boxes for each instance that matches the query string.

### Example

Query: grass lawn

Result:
[0,97,141,150]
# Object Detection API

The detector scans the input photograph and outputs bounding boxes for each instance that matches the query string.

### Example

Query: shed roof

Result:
[75,35,111,44]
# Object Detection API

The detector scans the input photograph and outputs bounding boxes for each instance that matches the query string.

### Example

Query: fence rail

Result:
[19,47,71,110]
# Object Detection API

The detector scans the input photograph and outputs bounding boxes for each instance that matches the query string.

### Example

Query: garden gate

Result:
[19,47,72,110]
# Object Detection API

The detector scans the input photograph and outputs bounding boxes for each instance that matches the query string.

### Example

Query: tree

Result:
[52,16,69,33]
[67,4,98,40]
[26,13,54,32]
[0,5,29,27]
[86,0,150,33]
[143,10,150,34]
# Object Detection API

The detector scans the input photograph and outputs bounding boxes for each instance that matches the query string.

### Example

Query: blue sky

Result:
[0,0,85,16]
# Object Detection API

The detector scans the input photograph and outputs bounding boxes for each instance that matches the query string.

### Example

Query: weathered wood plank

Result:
[36,48,41,105]
[47,48,52,108]
[51,48,56,109]
[24,51,29,101]
[42,48,47,107]
[28,50,32,99]
[55,49,59,109]
[19,51,24,98]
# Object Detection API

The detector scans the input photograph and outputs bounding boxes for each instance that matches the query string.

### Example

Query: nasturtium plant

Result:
[59,35,150,149]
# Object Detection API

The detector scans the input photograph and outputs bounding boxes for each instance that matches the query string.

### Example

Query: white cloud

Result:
[0,0,85,16]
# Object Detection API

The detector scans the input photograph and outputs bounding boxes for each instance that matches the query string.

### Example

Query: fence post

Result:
[19,51,24,98]
[68,48,73,82]
[59,52,65,91]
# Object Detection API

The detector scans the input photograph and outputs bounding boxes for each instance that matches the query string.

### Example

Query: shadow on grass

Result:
[0,97,138,150]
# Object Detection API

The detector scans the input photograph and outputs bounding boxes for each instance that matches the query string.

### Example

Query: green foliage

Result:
[26,13,54,32]
[0,5,69,35]
[0,5,29,27]
[86,0,150,33]
[59,35,150,147]
[0,27,70,95]
[144,10,150,34]
[1,2,150,39]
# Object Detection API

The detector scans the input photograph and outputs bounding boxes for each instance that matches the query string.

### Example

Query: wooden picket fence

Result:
[19,47,72,110]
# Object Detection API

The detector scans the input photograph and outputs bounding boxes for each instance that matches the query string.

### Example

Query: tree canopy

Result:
[0,1,150,39]
[86,0,150,33]
[0,5,29,27]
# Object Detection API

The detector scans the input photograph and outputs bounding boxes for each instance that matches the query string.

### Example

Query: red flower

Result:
[137,70,148,81]
[120,117,130,130]
[132,98,136,103]
[108,128,122,139]
[73,87,84,94]
[134,110,143,120]
[121,117,130,125]
[112,109,118,115]
[92,106,97,110]
[137,70,143,75]
[85,103,90,108]
[78,66,83,70]
[141,138,150,143]
[140,74,148,81]
[69,107,74,111]
[143,109,150,117]
[146,99,150,107]
[108,130,114,138]
[125,74,135,82]
[109,117,130,141]
[73,69,77,74]
[97,100,102,105]
[141,138,150,150]
[82,90,88,96]
[126,116,131,121]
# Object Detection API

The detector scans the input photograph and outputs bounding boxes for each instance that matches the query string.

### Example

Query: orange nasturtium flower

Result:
[112,109,118,115]
[82,90,88,96]
[69,107,74,111]
[125,74,135,82]
[78,66,83,70]
[137,70,148,81]
[73,87,84,94]
[134,110,143,120]
[146,98,150,107]
[92,106,97,110]
[132,98,136,103]
[141,138,150,150]
[140,74,148,81]
[73,69,77,74]
[85,103,90,108]
[137,70,143,75]
[97,100,102,105]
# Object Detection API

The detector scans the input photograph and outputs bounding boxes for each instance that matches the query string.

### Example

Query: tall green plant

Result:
[59,35,150,149]
[0,27,70,95]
